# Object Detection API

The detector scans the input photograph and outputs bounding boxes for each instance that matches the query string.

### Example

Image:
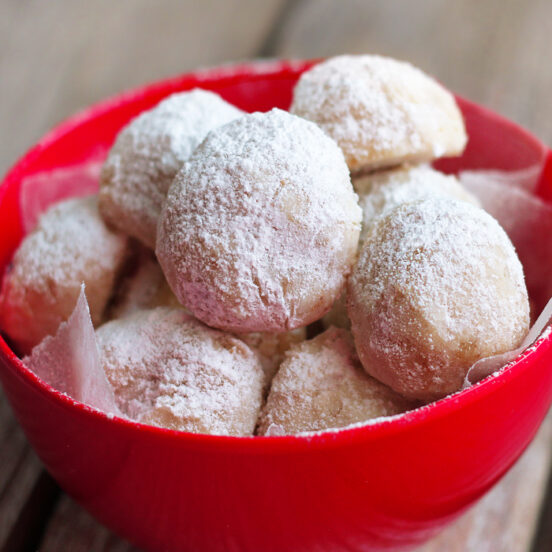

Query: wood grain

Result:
[40,496,139,552]
[1,1,551,550]
[0,0,287,176]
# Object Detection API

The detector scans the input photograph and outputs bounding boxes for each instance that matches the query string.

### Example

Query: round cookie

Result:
[354,164,479,244]
[291,55,467,172]
[99,89,244,248]
[157,108,361,333]
[348,198,530,402]
[96,307,264,436]
[0,196,128,354]
[322,165,478,331]
[257,327,413,435]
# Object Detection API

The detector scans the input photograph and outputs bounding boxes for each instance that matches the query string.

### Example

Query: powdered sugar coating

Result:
[99,89,244,248]
[323,165,478,331]
[0,196,128,353]
[349,198,530,401]
[257,327,413,435]
[355,164,479,244]
[291,55,467,172]
[96,307,264,436]
[157,108,361,333]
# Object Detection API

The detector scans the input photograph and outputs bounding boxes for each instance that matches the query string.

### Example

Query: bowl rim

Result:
[1,58,551,453]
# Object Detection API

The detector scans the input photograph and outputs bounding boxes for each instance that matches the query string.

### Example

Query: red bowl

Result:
[1,60,552,552]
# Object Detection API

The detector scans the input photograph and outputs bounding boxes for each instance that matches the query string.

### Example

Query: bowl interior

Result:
[0,58,551,448]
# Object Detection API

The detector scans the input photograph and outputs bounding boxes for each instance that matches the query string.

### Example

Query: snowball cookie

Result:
[99,89,244,248]
[107,244,181,320]
[0,196,128,354]
[157,108,362,333]
[354,164,479,244]
[96,307,264,435]
[240,327,307,386]
[322,166,478,331]
[349,198,530,402]
[290,55,467,172]
[257,327,413,435]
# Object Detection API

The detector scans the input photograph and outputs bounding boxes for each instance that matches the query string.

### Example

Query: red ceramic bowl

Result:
[1,60,552,552]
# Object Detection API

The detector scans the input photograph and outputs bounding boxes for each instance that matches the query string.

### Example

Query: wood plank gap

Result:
[1,472,60,552]
[256,0,306,57]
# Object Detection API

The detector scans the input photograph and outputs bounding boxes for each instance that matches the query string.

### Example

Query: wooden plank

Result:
[40,496,139,552]
[0,385,59,552]
[0,0,287,176]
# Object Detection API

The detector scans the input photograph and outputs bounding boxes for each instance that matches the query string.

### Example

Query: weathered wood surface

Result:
[1,0,552,551]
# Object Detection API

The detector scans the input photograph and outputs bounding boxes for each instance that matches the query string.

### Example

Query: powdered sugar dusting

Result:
[290,55,467,171]
[99,89,244,248]
[0,196,128,352]
[157,108,361,333]
[349,197,530,401]
[96,307,264,436]
[355,164,479,243]
[257,327,414,435]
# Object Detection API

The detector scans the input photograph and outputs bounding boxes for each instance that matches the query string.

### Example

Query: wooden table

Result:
[1,1,552,550]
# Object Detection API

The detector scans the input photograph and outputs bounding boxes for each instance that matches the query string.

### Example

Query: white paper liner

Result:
[464,296,552,386]
[460,168,552,311]
[20,161,102,233]
[23,285,121,416]
[459,165,542,192]
[457,167,552,384]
